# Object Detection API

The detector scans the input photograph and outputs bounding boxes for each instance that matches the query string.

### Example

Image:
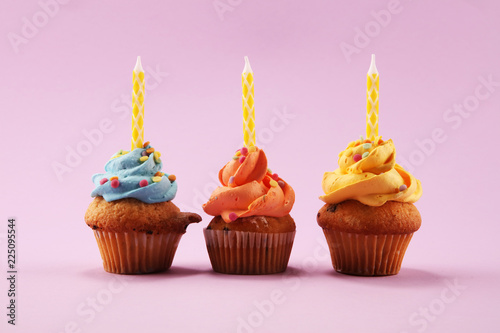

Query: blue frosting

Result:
[91,146,177,203]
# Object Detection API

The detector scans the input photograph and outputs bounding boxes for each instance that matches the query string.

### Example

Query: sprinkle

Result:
[153,151,161,163]
[353,154,362,162]
[142,141,150,148]
[267,168,273,173]
[399,184,408,191]
[168,174,176,182]
[154,171,163,177]
[232,156,239,160]
[278,180,285,188]
[235,151,241,156]
[344,149,353,157]
[139,179,149,187]
[152,176,162,183]
[110,176,118,181]
[363,139,371,143]
[271,173,279,181]
[228,212,238,222]
[229,176,235,184]
[141,151,148,156]
[362,152,369,158]
[239,156,246,163]
[249,146,257,153]
[360,135,364,142]
[110,179,120,188]
[99,178,108,185]
[241,147,248,156]
[362,143,372,149]
[140,156,148,162]
[146,148,155,154]
[270,180,278,187]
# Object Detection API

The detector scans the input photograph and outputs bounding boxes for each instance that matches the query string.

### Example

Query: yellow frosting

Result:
[319,137,422,206]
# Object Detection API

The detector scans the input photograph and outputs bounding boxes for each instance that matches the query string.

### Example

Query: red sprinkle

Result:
[228,212,238,222]
[110,179,120,188]
[271,173,279,181]
[240,147,248,156]
[100,178,108,185]
[239,156,246,163]
[353,154,362,162]
[278,180,285,188]
[139,179,149,187]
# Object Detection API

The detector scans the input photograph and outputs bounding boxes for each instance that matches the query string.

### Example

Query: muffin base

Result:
[93,230,183,274]
[203,229,295,275]
[322,229,414,276]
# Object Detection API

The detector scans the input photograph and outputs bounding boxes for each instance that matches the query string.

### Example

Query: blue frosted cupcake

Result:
[85,142,201,274]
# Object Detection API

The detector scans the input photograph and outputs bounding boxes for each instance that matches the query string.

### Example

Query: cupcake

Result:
[317,137,422,276]
[85,142,201,274]
[202,146,296,274]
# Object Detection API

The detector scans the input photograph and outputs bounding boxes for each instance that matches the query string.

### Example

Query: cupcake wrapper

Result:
[203,229,295,275]
[322,229,414,276]
[93,230,183,274]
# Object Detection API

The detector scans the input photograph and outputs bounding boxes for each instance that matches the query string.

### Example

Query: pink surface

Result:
[1,0,499,332]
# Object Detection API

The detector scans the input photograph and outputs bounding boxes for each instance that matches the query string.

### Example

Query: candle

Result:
[366,54,379,140]
[131,56,145,150]
[242,56,255,147]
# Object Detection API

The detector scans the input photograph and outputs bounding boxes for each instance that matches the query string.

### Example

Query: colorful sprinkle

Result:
[249,146,257,153]
[110,176,118,181]
[152,176,162,183]
[360,135,364,142]
[267,168,273,173]
[363,139,371,144]
[362,152,369,158]
[270,180,278,187]
[278,180,285,188]
[271,173,279,181]
[154,171,163,177]
[110,179,120,188]
[344,149,353,157]
[141,151,148,156]
[229,176,235,184]
[168,174,176,182]
[239,156,246,163]
[235,150,241,156]
[232,156,239,160]
[241,147,248,156]
[142,141,150,148]
[139,179,149,187]
[399,184,407,191]
[146,148,155,154]
[140,156,148,162]
[153,151,161,163]
[353,154,362,162]
[363,143,372,149]
[99,178,108,185]
[228,212,238,222]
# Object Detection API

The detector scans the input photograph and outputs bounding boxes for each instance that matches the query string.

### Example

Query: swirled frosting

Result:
[91,143,177,203]
[203,146,295,223]
[320,136,422,206]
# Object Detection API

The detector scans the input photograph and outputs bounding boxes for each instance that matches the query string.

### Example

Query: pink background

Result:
[2,0,499,332]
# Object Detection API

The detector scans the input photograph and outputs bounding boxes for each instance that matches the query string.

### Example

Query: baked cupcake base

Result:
[322,229,414,276]
[204,229,295,275]
[94,230,183,274]
[317,200,421,276]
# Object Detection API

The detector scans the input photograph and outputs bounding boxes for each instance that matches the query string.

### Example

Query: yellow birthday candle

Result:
[366,54,379,140]
[242,56,255,147]
[131,56,145,150]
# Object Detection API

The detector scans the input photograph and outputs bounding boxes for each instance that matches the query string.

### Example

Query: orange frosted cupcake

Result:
[317,137,422,276]
[203,146,296,274]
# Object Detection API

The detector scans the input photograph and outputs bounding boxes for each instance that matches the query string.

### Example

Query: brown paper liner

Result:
[93,230,183,274]
[203,229,295,275]
[322,229,414,276]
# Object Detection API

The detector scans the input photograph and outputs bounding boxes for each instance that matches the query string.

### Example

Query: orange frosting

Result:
[203,147,295,223]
